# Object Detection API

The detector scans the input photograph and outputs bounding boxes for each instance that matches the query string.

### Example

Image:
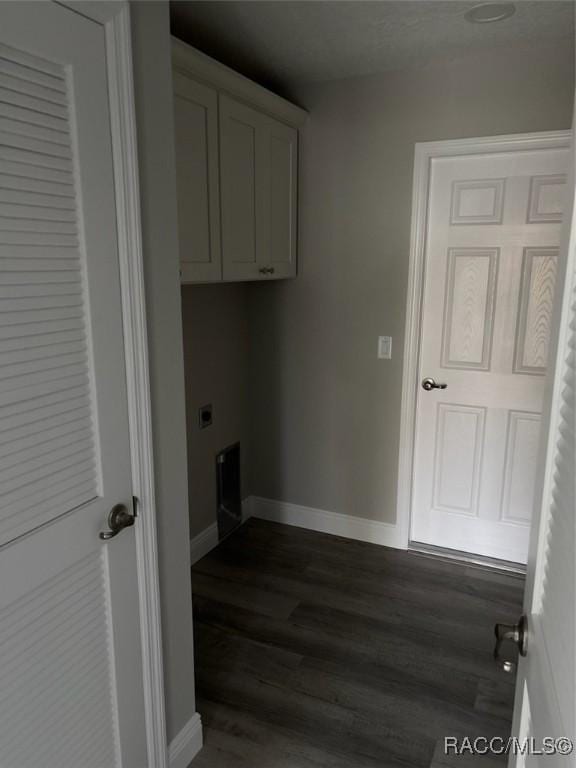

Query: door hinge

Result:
[132,496,139,517]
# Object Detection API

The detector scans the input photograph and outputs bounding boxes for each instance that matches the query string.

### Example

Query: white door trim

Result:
[58,3,168,767]
[396,130,572,553]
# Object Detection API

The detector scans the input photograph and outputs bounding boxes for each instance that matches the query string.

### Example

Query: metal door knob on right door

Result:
[421,377,447,391]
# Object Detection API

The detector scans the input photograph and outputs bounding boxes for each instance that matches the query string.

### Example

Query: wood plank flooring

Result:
[190,519,524,767]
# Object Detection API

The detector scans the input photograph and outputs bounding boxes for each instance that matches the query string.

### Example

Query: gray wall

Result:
[248,42,574,524]
[131,1,196,742]
[182,284,251,538]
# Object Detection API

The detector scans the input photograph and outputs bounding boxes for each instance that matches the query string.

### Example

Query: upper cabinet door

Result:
[265,116,298,279]
[220,95,262,281]
[220,95,298,281]
[174,73,222,282]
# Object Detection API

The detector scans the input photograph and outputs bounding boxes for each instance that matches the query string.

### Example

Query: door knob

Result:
[99,503,135,540]
[494,615,528,672]
[422,377,447,391]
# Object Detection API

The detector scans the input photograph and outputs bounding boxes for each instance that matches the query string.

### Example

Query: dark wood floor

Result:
[190,519,524,768]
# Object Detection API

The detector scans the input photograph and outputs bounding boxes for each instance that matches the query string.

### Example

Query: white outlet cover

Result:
[378,336,392,359]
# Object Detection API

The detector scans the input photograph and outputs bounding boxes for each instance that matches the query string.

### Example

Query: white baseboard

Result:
[250,496,405,550]
[169,712,202,768]
[189,522,218,566]
[241,495,254,521]
[190,498,254,565]
[190,496,404,565]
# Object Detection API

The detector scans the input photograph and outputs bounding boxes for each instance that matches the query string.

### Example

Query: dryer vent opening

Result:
[216,442,241,541]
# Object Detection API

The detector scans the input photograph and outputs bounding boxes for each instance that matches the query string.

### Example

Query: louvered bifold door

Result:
[0,5,148,768]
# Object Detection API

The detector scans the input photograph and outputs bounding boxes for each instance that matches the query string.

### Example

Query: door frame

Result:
[57,3,168,767]
[396,130,572,557]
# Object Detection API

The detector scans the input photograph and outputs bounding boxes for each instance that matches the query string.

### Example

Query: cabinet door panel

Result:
[268,119,298,278]
[174,73,221,282]
[220,95,260,281]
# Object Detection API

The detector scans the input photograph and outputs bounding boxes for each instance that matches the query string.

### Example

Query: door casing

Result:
[58,3,168,766]
[397,131,572,562]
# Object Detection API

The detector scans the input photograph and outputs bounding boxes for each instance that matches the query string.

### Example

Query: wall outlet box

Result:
[378,336,392,359]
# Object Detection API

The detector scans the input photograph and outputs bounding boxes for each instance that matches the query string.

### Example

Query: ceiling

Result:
[170,1,574,97]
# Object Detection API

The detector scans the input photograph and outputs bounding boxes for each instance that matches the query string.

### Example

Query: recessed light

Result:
[465,2,516,23]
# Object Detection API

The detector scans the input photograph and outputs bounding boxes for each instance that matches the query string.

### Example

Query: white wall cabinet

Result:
[172,39,306,284]
[220,95,298,281]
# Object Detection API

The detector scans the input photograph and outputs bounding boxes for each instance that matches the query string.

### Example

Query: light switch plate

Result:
[378,336,392,359]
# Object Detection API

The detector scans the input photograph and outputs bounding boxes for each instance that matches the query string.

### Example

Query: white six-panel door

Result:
[0,4,148,766]
[411,144,568,564]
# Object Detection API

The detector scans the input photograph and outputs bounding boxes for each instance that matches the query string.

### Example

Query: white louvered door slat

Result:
[0,4,148,768]
[510,120,576,764]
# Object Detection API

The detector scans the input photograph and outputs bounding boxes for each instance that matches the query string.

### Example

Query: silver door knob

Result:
[494,615,528,672]
[422,377,447,391]
[99,503,135,540]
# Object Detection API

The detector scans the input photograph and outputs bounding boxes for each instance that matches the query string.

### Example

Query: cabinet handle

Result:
[258,267,275,276]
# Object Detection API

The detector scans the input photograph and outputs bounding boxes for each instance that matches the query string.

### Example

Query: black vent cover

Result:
[216,442,241,541]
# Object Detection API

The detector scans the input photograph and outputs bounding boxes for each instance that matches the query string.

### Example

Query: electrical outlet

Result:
[378,336,392,360]
[199,403,213,429]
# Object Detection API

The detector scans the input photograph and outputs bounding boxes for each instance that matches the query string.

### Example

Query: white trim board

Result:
[168,713,203,768]
[190,522,218,565]
[251,497,405,549]
[190,498,254,565]
[396,130,572,554]
[190,496,403,562]
[105,8,168,768]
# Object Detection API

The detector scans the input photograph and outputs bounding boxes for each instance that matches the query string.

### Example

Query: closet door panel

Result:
[174,73,221,282]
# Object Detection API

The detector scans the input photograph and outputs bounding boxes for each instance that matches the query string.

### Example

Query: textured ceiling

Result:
[170,1,574,97]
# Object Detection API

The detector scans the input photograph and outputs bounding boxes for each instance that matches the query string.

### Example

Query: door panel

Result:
[0,4,147,766]
[441,248,498,369]
[433,403,485,514]
[514,248,558,374]
[500,411,540,524]
[411,146,568,563]
[527,174,566,223]
[174,73,221,283]
[0,524,118,768]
